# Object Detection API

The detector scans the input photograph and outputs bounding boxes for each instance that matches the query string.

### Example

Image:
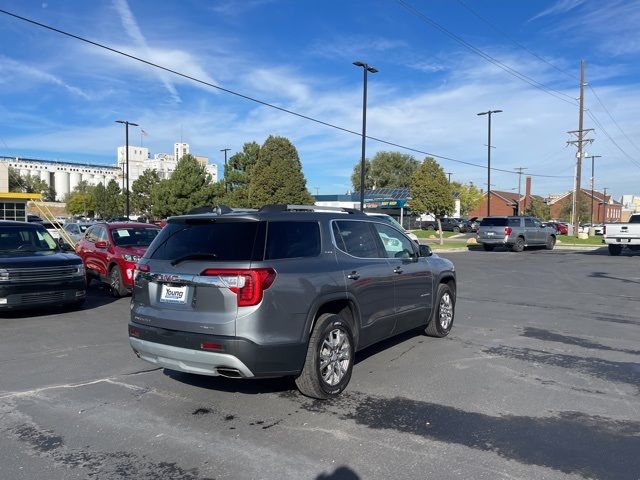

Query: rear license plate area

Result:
[160,284,188,304]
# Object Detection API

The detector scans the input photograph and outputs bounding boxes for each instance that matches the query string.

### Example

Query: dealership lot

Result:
[1,248,638,480]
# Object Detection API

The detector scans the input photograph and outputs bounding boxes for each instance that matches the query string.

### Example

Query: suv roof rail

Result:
[259,204,366,215]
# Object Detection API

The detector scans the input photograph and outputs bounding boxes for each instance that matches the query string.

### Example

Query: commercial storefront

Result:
[0,193,42,221]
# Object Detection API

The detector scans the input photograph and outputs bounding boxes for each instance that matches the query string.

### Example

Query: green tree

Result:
[525,197,551,221]
[222,141,260,207]
[151,154,221,217]
[66,193,94,216]
[131,169,160,218]
[8,168,49,194]
[410,157,455,245]
[247,136,314,207]
[104,179,124,219]
[350,159,373,193]
[371,151,419,188]
[43,185,57,202]
[560,192,590,224]
[93,183,108,219]
[452,181,483,216]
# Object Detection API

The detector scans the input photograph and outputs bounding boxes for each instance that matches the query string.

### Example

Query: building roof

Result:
[548,188,622,206]
[1,156,120,171]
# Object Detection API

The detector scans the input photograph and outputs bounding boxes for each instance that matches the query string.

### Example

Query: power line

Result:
[393,0,578,106]
[0,8,573,180]
[586,110,640,170]
[455,0,577,82]
[588,84,640,157]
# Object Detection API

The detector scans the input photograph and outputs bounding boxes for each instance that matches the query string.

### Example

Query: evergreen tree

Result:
[151,154,221,217]
[560,192,590,224]
[222,142,260,207]
[8,168,49,194]
[104,179,124,219]
[410,157,455,245]
[131,169,160,218]
[247,136,314,208]
[93,183,108,219]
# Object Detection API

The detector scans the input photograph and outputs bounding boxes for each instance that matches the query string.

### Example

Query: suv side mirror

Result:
[419,245,432,257]
[57,238,74,252]
[95,240,108,249]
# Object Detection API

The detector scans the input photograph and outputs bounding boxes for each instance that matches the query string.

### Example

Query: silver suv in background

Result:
[478,216,556,252]
[128,205,456,399]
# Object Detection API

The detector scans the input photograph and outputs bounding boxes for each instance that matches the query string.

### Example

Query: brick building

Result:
[549,189,622,223]
[468,177,540,218]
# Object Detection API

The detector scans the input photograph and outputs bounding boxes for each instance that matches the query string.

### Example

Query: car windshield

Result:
[111,227,160,247]
[0,225,58,253]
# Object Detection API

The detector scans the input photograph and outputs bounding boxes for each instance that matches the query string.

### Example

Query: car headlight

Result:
[72,264,85,276]
[0,269,8,281]
[122,254,141,262]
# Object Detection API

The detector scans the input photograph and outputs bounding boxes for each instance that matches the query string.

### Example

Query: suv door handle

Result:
[393,267,403,274]
[347,271,360,280]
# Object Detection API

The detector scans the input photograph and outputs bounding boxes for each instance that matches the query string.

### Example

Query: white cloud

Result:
[529,0,587,21]
[112,0,181,102]
[0,56,90,99]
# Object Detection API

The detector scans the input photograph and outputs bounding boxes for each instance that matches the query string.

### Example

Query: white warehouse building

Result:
[0,156,120,201]
[116,142,218,184]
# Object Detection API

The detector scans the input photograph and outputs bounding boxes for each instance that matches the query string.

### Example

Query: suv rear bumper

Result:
[130,337,255,378]
[128,322,307,378]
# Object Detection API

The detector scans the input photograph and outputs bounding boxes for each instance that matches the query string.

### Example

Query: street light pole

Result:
[446,172,453,183]
[477,110,502,216]
[353,60,378,212]
[115,120,139,219]
[221,148,230,193]
[587,155,601,227]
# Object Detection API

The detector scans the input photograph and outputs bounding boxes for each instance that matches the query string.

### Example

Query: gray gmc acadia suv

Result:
[128,205,456,399]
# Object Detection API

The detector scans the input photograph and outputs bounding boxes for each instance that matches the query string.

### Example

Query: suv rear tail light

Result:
[200,268,276,307]
[504,226,512,236]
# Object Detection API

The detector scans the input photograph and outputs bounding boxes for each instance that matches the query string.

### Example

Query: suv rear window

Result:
[148,221,265,261]
[480,218,508,227]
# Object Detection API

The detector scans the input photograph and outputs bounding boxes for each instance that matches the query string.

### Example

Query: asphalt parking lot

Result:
[1,248,639,480]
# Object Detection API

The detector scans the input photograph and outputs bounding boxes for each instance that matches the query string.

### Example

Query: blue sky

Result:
[0,0,639,199]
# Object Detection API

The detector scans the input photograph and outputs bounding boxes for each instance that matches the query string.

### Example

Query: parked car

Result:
[0,221,86,310]
[41,221,62,240]
[477,216,556,252]
[128,204,457,399]
[467,217,479,233]
[75,222,160,297]
[365,212,420,244]
[62,222,93,244]
[603,214,640,255]
[27,214,43,223]
[421,217,468,233]
[546,222,569,235]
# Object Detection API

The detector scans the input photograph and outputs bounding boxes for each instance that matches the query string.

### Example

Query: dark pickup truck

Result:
[0,221,86,310]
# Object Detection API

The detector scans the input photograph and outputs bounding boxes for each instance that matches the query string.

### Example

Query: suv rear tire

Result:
[511,237,525,252]
[425,283,455,338]
[295,313,354,400]
[109,266,128,298]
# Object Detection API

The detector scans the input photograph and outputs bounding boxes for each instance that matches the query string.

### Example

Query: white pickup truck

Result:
[603,214,640,255]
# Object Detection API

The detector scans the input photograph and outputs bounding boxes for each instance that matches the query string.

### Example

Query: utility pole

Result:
[587,155,601,229]
[115,120,138,219]
[514,167,527,215]
[220,148,230,193]
[446,172,453,183]
[477,109,502,216]
[566,60,594,236]
[602,187,608,223]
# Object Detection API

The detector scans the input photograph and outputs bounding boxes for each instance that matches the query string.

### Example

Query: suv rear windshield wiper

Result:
[170,253,218,266]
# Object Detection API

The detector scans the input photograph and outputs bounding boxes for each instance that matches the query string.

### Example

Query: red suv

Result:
[76,222,160,297]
